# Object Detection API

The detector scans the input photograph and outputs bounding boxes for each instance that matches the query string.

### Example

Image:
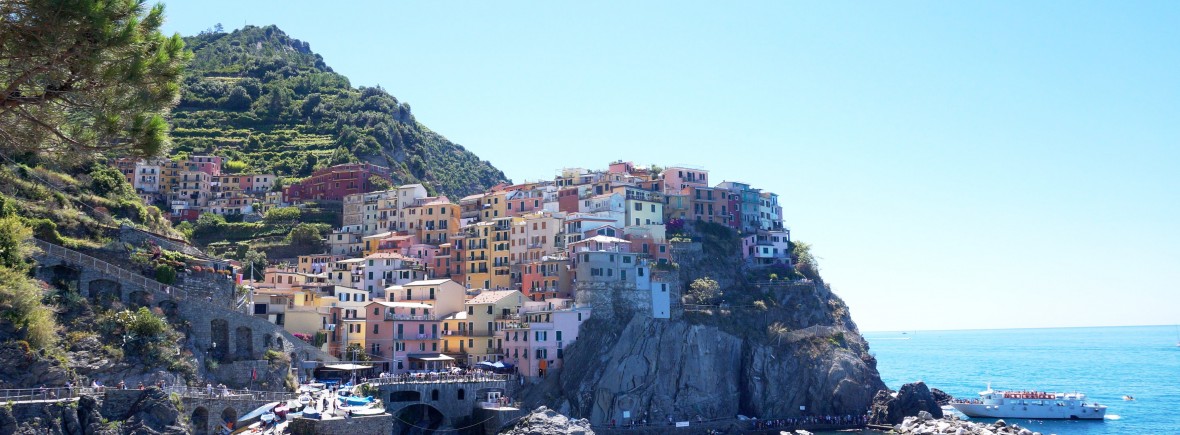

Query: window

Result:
[373,324,379,333]
[556,331,563,341]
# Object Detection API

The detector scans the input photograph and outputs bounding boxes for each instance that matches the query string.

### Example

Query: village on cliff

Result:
[110,157,792,378]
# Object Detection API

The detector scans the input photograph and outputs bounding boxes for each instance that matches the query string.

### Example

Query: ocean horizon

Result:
[853,324,1180,435]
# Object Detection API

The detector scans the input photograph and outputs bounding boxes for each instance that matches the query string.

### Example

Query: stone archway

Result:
[47,264,81,292]
[393,404,444,435]
[234,326,254,360]
[191,406,209,435]
[210,319,229,361]
[158,300,179,318]
[128,290,154,309]
[219,407,237,431]
[88,279,122,307]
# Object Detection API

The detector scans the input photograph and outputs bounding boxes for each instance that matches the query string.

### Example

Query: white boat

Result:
[950,386,1107,420]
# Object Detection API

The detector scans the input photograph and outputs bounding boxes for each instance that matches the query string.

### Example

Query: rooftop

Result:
[465,289,520,305]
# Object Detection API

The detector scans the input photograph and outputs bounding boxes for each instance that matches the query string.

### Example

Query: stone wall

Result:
[32,243,336,381]
[288,414,393,435]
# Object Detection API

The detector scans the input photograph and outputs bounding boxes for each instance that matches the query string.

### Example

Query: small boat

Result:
[1123,395,1134,401]
[950,386,1106,420]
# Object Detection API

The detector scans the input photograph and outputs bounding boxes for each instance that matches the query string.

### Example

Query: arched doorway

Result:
[88,279,122,307]
[128,290,154,309]
[393,404,444,435]
[47,264,80,292]
[219,407,237,432]
[158,300,179,319]
[191,407,209,435]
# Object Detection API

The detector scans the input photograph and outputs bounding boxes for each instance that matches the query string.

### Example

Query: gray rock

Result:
[870,381,944,425]
[501,406,594,435]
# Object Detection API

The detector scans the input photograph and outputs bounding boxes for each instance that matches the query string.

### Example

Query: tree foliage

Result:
[688,277,721,304]
[242,249,266,280]
[0,217,57,351]
[0,0,190,158]
[263,206,300,223]
[286,222,326,250]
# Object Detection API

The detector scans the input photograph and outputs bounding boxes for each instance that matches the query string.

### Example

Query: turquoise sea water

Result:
[859,325,1180,435]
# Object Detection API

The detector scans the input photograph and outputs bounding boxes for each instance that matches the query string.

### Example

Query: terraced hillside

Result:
[171,25,506,197]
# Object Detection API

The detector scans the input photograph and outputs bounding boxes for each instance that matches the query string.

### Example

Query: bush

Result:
[264,206,301,223]
[154,264,177,284]
[688,277,721,304]
[0,266,59,351]
[25,217,63,244]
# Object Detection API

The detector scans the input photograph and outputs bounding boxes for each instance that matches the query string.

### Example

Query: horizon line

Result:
[863,322,1179,334]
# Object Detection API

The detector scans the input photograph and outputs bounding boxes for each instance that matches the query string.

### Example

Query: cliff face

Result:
[528,281,884,424]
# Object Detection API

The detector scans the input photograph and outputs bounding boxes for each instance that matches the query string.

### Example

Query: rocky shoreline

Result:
[892,412,1047,435]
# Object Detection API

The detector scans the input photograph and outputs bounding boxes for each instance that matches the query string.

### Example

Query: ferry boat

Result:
[950,386,1107,420]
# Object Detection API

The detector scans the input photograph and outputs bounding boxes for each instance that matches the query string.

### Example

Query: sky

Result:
[160,1,1180,332]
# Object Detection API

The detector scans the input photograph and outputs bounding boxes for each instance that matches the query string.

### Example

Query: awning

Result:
[408,354,455,362]
[322,363,373,371]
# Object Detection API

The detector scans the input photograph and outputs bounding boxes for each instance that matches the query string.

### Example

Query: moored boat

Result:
[950,386,1106,420]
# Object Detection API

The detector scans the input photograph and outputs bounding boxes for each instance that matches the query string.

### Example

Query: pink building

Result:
[500,299,590,378]
[187,155,223,176]
[385,279,467,372]
[661,166,709,195]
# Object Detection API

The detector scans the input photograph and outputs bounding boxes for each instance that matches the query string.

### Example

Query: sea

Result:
[826,325,1180,435]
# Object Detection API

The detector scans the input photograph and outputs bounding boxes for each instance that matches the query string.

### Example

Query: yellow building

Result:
[462,290,522,364]
[489,217,514,289]
[481,191,509,221]
[460,222,493,289]
[411,197,460,246]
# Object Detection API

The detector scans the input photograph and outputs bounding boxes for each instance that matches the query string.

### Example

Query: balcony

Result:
[440,330,479,337]
[386,313,438,321]
[396,333,441,340]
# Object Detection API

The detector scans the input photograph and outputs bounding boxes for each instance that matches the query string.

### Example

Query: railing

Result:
[396,333,440,340]
[0,386,90,402]
[386,313,438,321]
[159,386,297,402]
[34,239,180,299]
[361,373,512,386]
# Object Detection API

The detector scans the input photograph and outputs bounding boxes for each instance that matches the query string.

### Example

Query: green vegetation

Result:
[172,25,506,197]
[0,0,189,160]
[263,206,301,223]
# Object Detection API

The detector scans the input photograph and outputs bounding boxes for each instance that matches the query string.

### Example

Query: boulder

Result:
[869,381,944,425]
[930,388,954,406]
[501,406,594,435]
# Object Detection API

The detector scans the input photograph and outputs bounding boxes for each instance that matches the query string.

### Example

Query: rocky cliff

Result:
[522,225,885,425]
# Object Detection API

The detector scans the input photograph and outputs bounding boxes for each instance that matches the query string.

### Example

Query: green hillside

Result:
[171,25,506,197]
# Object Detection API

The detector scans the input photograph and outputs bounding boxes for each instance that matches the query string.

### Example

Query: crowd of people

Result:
[364,368,508,384]
[749,414,868,430]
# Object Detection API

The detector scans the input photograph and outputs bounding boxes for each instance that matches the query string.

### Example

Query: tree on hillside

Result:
[688,277,721,304]
[243,249,267,280]
[286,223,326,251]
[0,0,190,159]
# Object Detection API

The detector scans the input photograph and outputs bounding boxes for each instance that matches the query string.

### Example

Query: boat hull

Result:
[951,403,1106,420]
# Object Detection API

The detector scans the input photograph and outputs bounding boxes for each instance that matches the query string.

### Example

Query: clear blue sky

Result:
[161,1,1180,332]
